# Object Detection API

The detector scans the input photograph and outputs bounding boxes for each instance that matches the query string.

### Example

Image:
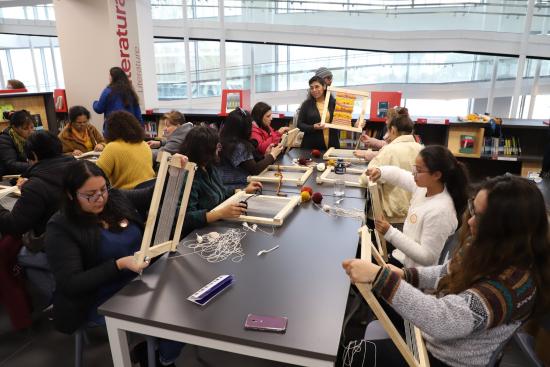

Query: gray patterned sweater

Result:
[372,263,536,367]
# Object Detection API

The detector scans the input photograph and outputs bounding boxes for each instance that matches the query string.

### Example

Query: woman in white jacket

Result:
[366,145,469,267]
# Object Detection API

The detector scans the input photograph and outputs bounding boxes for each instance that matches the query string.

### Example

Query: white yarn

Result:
[341,339,376,367]
[172,229,247,263]
[315,203,365,223]
[243,222,275,235]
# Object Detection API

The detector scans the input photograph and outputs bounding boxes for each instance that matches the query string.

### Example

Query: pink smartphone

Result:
[244,314,288,333]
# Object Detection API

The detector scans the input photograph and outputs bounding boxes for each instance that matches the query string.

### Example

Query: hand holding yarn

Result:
[116,255,150,273]
[374,217,390,234]
[245,181,263,194]
[215,203,247,219]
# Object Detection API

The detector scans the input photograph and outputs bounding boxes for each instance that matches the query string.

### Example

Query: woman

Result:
[147,110,193,155]
[0,131,74,330]
[0,110,34,177]
[297,75,338,150]
[93,66,143,126]
[218,108,283,191]
[342,175,550,367]
[96,111,154,189]
[6,79,26,90]
[181,125,263,237]
[59,105,105,156]
[354,106,409,161]
[45,160,151,331]
[250,102,289,155]
[360,114,423,225]
[366,145,469,267]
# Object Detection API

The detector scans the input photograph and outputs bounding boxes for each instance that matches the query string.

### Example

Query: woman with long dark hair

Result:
[93,66,143,125]
[342,175,550,367]
[0,110,34,176]
[218,108,283,191]
[250,101,289,155]
[366,145,469,267]
[297,75,338,150]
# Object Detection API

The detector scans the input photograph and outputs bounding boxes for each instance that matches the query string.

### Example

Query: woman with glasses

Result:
[297,75,339,150]
[58,106,105,157]
[342,175,549,367]
[218,108,283,192]
[360,114,423,227]
[96,111,154,189]
[366,145,469,267]
[354,106,409,162]
[0,110,34,177]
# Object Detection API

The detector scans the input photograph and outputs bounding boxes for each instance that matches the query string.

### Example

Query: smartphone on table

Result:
[244,314,288,333]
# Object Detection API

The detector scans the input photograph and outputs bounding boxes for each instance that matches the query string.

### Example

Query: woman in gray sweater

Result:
[342,175,550,367]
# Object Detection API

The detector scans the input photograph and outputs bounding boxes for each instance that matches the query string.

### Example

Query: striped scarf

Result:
[8,127,26,158]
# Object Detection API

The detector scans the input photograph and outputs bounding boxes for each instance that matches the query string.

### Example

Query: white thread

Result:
[171,229,246,263]
[341,339,376,367]
[243,222,275,236]
[315,203,365,223]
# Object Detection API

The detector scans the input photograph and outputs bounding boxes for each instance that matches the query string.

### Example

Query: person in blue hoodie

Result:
[93,66,143,129]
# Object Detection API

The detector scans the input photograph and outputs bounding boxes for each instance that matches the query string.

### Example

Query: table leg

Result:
[105,316,132,367]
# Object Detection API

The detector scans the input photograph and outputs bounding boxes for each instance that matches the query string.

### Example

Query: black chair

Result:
[134,178,156,190]
[438,231,459,265]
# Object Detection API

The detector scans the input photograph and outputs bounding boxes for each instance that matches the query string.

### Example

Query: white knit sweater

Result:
[379,166,457,267]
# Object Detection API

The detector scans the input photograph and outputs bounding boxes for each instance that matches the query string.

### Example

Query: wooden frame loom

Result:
[323,147,367,164]
[367,181,388,261]
[212,190,300,226]
[280,127,301,154]
[247,165,313,186]
[320,86,369,133]
[0,185,21,198]
[134,152,197,267]
[316,167,367,188]
[357,226,430,367]
[75,151,101,160]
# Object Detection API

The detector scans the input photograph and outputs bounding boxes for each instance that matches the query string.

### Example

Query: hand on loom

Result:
[245,181,263,194]
[313,122,325,130]
[214,203,247,220]
[342,259,381,284]
[374,217,390,235]
[278,126,290,134]
[94,143,105,152]
[16,177,28,189]
[366,168,381,182]
[269,144,284,160]
[116,255,150,273]
[172,153,189,168]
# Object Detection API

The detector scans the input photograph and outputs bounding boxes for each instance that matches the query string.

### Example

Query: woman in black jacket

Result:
[0,131,74,331]
[297,75,339,150]
[45,160,156,334]
[0,110,34,177]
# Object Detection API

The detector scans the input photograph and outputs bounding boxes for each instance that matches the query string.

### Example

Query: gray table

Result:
[100,197,366,367]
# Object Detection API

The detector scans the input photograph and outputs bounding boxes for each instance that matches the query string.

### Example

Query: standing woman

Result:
[342,175,550,367]
[58,105,105,156]
[96,111,154,189]
[297,75,338,150]
[250,102,289,155]
[0,110,34,177]
[93,66,143,126]
[366,145,469,267]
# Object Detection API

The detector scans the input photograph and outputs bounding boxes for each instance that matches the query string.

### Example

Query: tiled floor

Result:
[0,302,540,367]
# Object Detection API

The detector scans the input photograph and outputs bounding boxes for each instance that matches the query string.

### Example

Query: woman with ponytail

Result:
[366,145,469,267]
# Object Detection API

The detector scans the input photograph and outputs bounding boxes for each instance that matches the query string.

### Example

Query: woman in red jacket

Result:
[250,102,289,155]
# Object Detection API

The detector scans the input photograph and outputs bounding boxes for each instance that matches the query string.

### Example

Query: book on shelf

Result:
[459,135,475,154]
[482,136,521,159]
[143,121,158,138]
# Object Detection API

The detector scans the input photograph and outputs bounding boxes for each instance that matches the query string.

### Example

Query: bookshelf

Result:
[0,92,57,132]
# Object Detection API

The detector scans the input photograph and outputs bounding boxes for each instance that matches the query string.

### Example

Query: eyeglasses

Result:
[411,165,430,176]
[77,186,110,203]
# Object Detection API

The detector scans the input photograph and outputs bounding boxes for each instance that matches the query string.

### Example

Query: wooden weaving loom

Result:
[367,181,388,261]
[357,225,430,367]
[320,86,369,133]
[280,127,300,154]
[323,147,367,164]
[134,152,197,267]
[247,164,313,187]
[316,167,367,188]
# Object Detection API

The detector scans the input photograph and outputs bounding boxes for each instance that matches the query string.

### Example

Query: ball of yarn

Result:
[311,149,321,158]
[316,163,326,172]
[327,159,336,166]
[300,191,311,202]
[298,157,309,166]
[301,186,313,195]
[312,192,323,204]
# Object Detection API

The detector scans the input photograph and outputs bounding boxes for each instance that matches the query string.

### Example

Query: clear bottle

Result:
[333,158,346,200]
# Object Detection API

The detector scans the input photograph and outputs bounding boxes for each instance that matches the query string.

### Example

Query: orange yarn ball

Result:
[301,191,311,202]
[301,186,313,195]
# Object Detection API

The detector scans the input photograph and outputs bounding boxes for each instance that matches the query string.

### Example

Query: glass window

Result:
[151,0,184,20]
[53,47,65,88]
[10,48,36,91]
[154,40,186,99]
[33,48,46,91]
[193,41,220,97]
[0,50,10,87]
[226,41,250,91]
[405,98,469,117]
[1,7,26,19]
[531,95,550,119]
[43,48,57,89]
